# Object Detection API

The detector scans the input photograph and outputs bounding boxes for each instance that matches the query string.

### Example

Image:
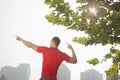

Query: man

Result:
[16,36,77,80]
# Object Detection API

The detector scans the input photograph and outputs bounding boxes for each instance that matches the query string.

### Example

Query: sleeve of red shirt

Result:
[37,46,48,53]
[62,53,71,62]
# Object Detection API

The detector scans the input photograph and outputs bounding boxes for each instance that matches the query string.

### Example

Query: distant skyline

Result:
[0,0,119,80]
[0,64,30,80]
[0,64,104,80]
[0,63,71,80]
[81,69,103,80]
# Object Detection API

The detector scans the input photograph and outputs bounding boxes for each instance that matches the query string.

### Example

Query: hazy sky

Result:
[0,0,117,80]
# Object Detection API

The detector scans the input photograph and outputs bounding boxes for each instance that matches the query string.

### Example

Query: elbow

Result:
[75,60,78,64]
[70,58,77,64]
[73,60,77,64]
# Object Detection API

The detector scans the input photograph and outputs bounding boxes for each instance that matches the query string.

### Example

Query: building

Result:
[57,64,71,80]
[81,69,103,80]
[0,64,30,80]
[106,75,119,80]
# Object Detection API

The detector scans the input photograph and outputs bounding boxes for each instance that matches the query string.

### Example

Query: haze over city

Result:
[0,0,119,80]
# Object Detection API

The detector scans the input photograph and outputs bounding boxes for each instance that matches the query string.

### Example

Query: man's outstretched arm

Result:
[16,36,38,51]
[67,43,77,64]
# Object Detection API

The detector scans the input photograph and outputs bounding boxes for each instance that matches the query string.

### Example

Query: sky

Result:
[0,0,118,80]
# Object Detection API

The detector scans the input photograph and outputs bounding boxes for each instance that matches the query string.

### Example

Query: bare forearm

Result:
[70,48,77,63]
[67,43,77,64]
[21,39,33,48]
[16,36,37,51]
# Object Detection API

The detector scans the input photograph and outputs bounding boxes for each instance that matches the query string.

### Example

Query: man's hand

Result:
[16,35,22,41]
[66,43,73,50]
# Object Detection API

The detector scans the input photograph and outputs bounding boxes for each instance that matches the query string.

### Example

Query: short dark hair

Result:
[51,37,60,47]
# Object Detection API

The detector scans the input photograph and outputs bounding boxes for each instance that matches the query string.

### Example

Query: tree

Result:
[44,0,120,78]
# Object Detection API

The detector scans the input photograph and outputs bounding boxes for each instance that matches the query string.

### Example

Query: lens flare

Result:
[89,7,97,16]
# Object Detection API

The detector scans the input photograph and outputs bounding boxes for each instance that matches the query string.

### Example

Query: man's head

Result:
[50,37,60,48]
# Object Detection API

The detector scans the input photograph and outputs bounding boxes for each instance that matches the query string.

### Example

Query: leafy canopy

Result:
[45,0,120,46]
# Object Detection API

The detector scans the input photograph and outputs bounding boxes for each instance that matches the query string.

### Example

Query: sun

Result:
[89,7,97,15]
[90,8,96,13]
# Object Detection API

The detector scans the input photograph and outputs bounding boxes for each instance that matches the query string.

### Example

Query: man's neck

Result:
[50,46,57,48]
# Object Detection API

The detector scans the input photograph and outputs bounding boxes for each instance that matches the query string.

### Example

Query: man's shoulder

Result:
[38,46,48,48]
[37,46,49,53]
[57,49,66,54]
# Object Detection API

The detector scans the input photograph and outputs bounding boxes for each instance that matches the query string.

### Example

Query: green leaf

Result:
[76,0,84,3]
[104,53,112,61]
[72,37,92,46]
[115,49,120,57]
[44,0,51,5]
[105,64,118,76]
[86,58,99,66]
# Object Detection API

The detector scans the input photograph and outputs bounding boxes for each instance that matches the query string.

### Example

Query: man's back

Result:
[37,46,70,80]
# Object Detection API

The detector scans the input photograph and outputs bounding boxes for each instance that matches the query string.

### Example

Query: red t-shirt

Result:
[37,46,71,80]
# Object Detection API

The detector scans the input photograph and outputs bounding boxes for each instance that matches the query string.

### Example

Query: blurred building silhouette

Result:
[0,74,7,80]
[106,75,119,80]
[57,64,71,80]
[0,64,30,80]
[81,69,103,80]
